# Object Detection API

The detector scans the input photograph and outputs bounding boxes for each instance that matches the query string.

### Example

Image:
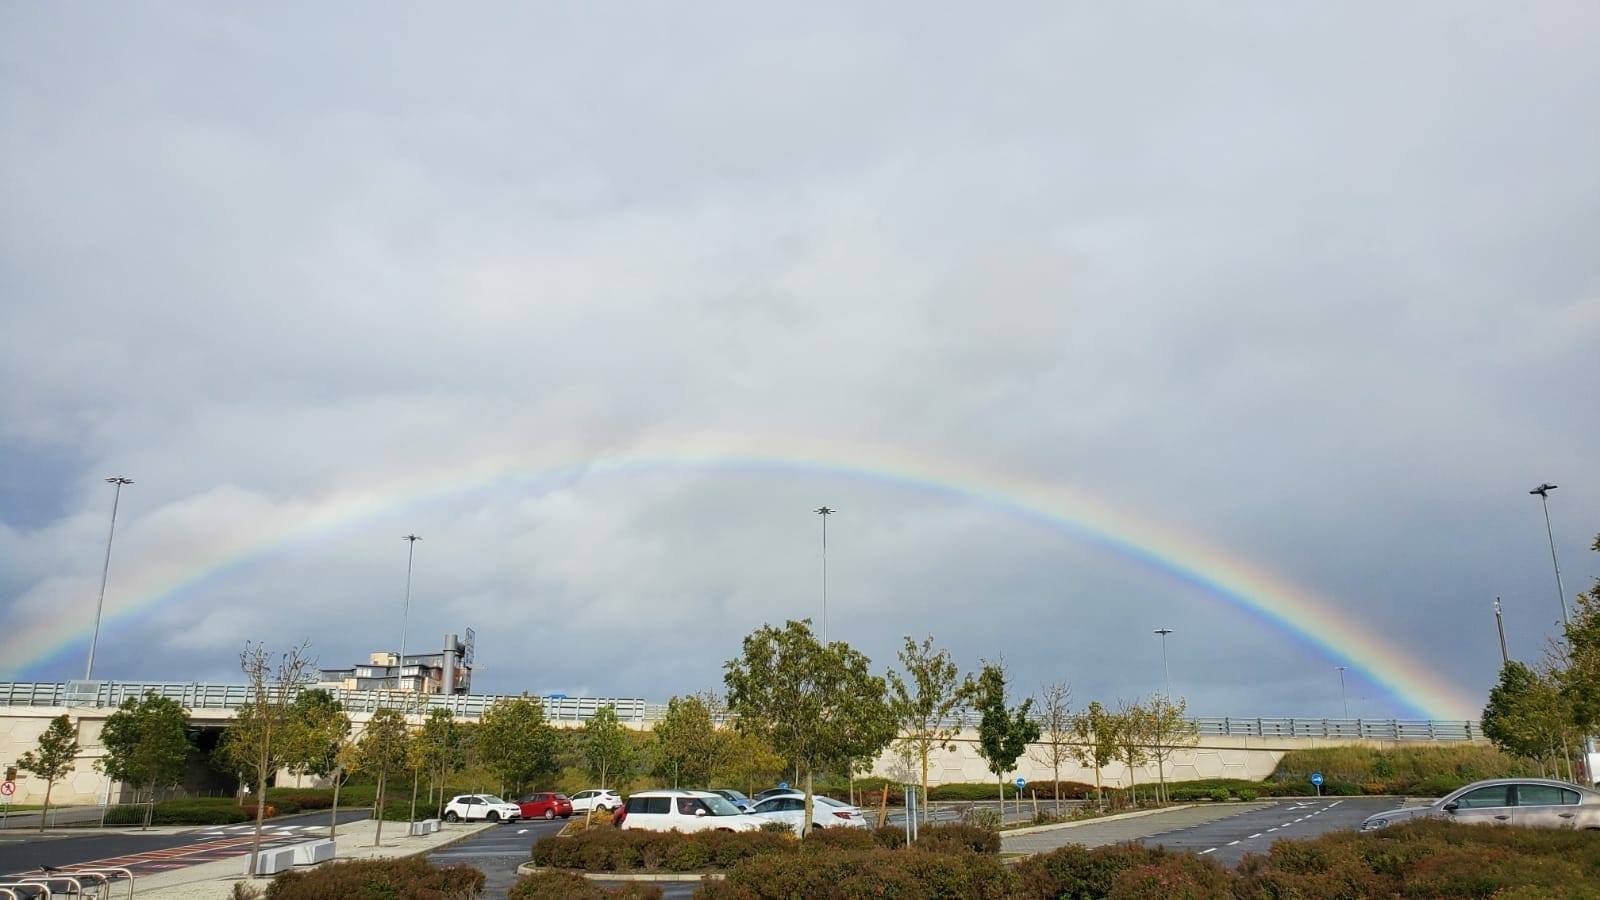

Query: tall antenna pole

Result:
[1152,628,1173,698]
[1530,484,1569,630]
[1335,666,1349,718]
[399,534,421,690]
[1494,597,1510,666]
[814,507,834,642]
[85,476,134,681]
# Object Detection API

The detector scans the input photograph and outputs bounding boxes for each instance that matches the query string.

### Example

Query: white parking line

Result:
[1199,848,1216,855]
[1267,827,1279,832]
[1227,840,1240,846]
[1248,833,1262,839]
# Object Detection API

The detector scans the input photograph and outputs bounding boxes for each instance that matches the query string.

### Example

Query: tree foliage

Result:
[970,662,1040,803]
[724,620,896,837]
[1028,682,1073,815]
[1144,694,1198,804]
[887,635,968,813]
[1112,698,1152,805]
[476,696,559,796]
[97,693,193,829]
[652,695,719,788]
[1070,701,1118,807]
[1483,660,1566,766]
[283,688,349,782]
[348,707,411,846]
[582,704,633,790]
[17,714,80,833]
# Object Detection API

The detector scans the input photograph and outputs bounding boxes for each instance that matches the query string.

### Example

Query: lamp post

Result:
[1336,666,1349,719]
[1153,628,1173,698]
[84,476,133,681]
[1529,484,1569,630]
[815,507,834,642]
[398,534,421,691]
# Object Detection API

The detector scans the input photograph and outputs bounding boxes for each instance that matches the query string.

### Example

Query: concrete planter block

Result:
[246,847,298,876]
[292,839,336,866]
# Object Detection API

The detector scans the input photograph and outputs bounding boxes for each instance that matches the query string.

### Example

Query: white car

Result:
[616,789,768,833]
[750,791,870,833]
[570,788,623,814]
[443,793,522,823]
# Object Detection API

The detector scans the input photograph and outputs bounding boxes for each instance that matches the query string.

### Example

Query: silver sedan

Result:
[1361,778,1600,831]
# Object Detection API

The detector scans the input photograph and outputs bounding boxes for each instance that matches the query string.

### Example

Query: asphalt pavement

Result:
[1138,797,1405,867]
[427,815,565,896]
[0,808,370,881]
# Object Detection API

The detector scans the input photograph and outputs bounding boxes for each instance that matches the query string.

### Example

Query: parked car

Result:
[443,794,522,823]
[518,792,574,820]
[570,788,623,814]
[752,788,793,801]
[709,789,754,812]
[1361,779,1600,831]
[750,791,869,833]
[615,789,768,833]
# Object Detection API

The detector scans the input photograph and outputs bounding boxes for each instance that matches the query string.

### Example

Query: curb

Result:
[1000,803,1201,837]
[515,863,726,883]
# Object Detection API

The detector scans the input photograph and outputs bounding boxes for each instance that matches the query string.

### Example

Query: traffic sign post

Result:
[1014,777,1027,790]
[1,780,13,829]
[1310,772,1324,797]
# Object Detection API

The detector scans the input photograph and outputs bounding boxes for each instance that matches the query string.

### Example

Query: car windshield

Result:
[698,795,744,816]
[481,795,507,805]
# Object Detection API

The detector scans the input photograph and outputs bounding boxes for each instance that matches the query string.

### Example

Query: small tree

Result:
[1483,660,1566,774]
[476,697,558,797]
[223,642,315,877]
[1112,699,1152,807]
[970,661,1040,815]
[724,620,896,838]
[714,729,785,798]
[16,714,80,832]
[1027,681,1072,815]
[582,704,632,823]
[350,708,410,846]
[1144,695,1198,804]
[887,635,968,822]
[413,708,461,819]
[1560,533,1600,743]
[1070,701,1118,809]
[282,688,346,786]
[97,693,193,830]
[653,695,719,788]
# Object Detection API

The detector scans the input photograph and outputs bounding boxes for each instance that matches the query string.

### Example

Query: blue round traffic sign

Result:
[1310,772,1324,786]
[1014,777,1027,789]
[778,782,789,791]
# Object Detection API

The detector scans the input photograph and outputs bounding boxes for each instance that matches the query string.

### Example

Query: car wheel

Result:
[544,809,555,820]
[444,811,459,823]
[487,811,500,823]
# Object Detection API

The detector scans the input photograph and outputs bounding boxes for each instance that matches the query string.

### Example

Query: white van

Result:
[615,789,768,833]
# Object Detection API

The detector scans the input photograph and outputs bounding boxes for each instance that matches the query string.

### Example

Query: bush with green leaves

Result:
[509,871,662,899]
[104,798,252,826]
[262,856,484,899]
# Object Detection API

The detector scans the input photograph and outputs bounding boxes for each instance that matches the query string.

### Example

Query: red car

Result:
[518,792,574,820]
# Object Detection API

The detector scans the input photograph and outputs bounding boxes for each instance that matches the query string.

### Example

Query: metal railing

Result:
[0,682,1482,741]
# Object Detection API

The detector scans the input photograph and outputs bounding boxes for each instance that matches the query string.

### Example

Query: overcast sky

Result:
[2,3,1596,720]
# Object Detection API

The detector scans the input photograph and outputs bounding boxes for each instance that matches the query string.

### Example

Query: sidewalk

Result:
[136,819,494,899]
[1001,802,1276,855]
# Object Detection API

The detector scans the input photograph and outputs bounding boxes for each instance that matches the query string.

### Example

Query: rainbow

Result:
[0,434,1480,718]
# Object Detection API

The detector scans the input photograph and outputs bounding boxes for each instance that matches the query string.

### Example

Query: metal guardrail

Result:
[0,681,1481,741]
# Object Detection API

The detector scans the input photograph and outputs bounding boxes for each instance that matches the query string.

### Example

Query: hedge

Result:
[720,848,1012,899]
[262,856,484,899]
[509,871,663,899]
[104,798,253,826]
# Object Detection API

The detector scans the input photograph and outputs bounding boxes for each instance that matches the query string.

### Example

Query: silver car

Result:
[1361,778,1600,831]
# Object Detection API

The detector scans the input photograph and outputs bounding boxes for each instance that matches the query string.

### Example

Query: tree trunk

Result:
[1157,748,1167,805]
[920,749,930,827]
[373,772,386,847]
[330,769,342,841]
[38,779,53,834]
[1052,758,1061,816]
[143,787,154,830]
[1126,753,1138,807]
[249,762,269,876]
[802,769,815,839]
[409,767,420,828]
[1093,759,1103,811]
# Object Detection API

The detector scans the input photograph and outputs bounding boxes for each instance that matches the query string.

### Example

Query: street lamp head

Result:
[1336,665,1348,672]
[1530,483,1557,496]
[814,506,835,516]
[403,534,422,542]
[105,476,133,485]
[1153,628,1173,637]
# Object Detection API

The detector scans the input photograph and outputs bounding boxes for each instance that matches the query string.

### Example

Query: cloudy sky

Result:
[2,3,1596,720]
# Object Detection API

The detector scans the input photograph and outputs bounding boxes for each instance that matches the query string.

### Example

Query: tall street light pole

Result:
[814,507,834,642]
[1493,598,1510,666]
[1153,628,1173,698]
[1336,666,1349,719]
[399,534,421,691]
[1529,484,1569,630]
[85,476,133,682]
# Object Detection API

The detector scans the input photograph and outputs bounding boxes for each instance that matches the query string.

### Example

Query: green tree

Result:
[887,635,968,821]
[970,662,1040,810]
[1560,533,1600,741]
[1112,699,1152,806]
[348,708,409,846]
[1027,681,1073,815]
[476,697,559,797]
[653,695,719,788]
[724,620,896,838]
[583,705,633,792]
[1144,695,1198,804]
[1070,701,1118,809]
[16,714,80,833]
[413,708,462,819]
[97,693,193,830]
[282,688,347,785]
[714,729,785,798]
[1483,660,1567,774]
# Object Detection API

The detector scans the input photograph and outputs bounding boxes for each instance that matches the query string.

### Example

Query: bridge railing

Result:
[0,682,1480,741]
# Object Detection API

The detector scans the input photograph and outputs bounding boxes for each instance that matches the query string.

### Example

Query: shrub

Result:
[533,829,791,872]
[263,856,484,899]
[757,821,793,834]
[103,799,253,826]
[1013,842,1177,900]
[1208,788,1229,802]
[801,826,877,852]
[509,871,664,899]
[726,848,1011,899]
[1237,788,1258,801]
[1011,780,1098,800]
[963,807,1002,830]
[1104,853,1233,899]
[914,822,1000,855]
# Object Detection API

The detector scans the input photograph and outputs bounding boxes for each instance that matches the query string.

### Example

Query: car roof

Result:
[628,789,720,798]
[1449,778,1600,798]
